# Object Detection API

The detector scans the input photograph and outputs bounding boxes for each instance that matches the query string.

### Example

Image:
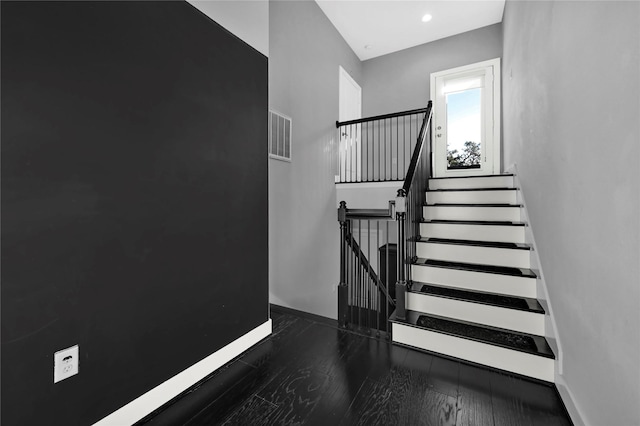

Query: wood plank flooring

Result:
[140,306,572,426]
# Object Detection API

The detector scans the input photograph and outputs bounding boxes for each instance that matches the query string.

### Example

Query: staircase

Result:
[390,174,555,382]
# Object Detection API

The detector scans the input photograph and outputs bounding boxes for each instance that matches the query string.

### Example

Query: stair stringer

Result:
[507,163,563,375]
[392,173,559,383]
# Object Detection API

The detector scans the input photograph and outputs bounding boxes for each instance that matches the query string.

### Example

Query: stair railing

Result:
[338,201,397,338]
[395,101,433,321]
[336,101,432,333]
[335,107,430,183]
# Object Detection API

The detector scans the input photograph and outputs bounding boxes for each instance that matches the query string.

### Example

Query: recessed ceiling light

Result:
[422,14,432,23]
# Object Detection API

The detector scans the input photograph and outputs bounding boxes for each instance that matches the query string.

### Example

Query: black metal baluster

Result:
[368,121,372,182]
[367,121,370,181]
[385,221,390,336]
[403,115,406,178]
[356,124,360,182]
[351,124,355,182]
[338,127,347,182]
[377,221,381,336]
[367,220,373,334]
[396,116,399,180]
[390,118,392,180]
[347,124,353,182]
[360,220,369,330]
[366,220,370,332]
[348,253,352,325]
[342,126,346,183]
[387,117,391,180]
[377,119,380,181]
[396,189,406,321]
[410,115,413,171]
[416,114,419,151]
[346,124,350,183]
[351,220,360,327]
[351,220,355,328]
[338,202,347,328]
[352,219,356,328]
[384,118,387,181]
[344,125,351,182]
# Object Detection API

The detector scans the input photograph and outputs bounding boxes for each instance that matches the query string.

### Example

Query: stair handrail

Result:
[337,201,397,332]
[335,106,431,183]
[402,101,433,193]
[395,100,433,321]
[335,106,430,128]
[343,230,396,309]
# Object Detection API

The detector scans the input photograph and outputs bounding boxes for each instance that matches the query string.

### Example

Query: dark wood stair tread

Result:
[411,283,544,313]
[423,219,526,226]
[419,237,531,250]
[415,258,537,279]
[392,310,554,359]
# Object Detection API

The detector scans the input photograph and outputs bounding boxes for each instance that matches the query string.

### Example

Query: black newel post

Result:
[337,201,349,328]
[395,190,407,321]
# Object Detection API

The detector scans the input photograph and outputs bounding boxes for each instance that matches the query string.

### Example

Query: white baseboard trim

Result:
[509,164,564,373]
[93,319,273,426]
[555,375,587,426]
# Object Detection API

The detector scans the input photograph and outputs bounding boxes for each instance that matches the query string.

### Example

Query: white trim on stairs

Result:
[428,175,514,190]
[426,189,518,205]
[421,221,526,243]
[417,240,531,268]
[406,291,545,336]
[392,321,554,382]
[92,319,273,426]
[411,264,537,298]
[423,205,522,222]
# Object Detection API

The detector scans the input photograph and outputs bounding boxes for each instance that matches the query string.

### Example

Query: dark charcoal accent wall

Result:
[1,2,268,424]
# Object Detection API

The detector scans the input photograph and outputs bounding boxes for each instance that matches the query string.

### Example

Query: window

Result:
[269,110,292,162]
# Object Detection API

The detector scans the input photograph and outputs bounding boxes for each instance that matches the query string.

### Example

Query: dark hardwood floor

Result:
[140,306,572,426]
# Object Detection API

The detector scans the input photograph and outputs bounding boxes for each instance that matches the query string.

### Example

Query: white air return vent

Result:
[269,110,292,162]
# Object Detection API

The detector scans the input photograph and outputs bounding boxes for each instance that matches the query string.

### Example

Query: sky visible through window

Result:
[446,87,481,154]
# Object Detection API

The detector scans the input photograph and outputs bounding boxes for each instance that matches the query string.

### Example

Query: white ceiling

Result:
[315,0,505,61]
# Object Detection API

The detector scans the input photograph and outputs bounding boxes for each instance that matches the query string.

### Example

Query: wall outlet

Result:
[54,345,79,383]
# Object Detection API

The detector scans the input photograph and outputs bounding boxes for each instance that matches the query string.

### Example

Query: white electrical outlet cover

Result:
[54,345,79,383]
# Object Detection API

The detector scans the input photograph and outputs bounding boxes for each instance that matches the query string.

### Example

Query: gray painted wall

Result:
[502,1,640,425]
[361,23,502,117]
[269,0,362,318]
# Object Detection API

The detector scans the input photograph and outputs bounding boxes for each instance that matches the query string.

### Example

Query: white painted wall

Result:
[502,1,640,425]
[336,182,400,210]
[187,0,269,57]
[269,0,362,319]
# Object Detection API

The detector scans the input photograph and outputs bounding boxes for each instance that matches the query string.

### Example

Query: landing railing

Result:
[395,101,433,320]
[336,108,429,183]
[337,202,397,338]
[337,101,433,333]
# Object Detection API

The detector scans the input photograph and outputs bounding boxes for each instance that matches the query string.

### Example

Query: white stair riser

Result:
[421,223,525,243]
[406,292,545,336]
[417,242,531,269]
[411,265,537,298]
[426,190,517,205]
[424,206,521,222]
[392,323,554,382]
[429,176,514,190]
